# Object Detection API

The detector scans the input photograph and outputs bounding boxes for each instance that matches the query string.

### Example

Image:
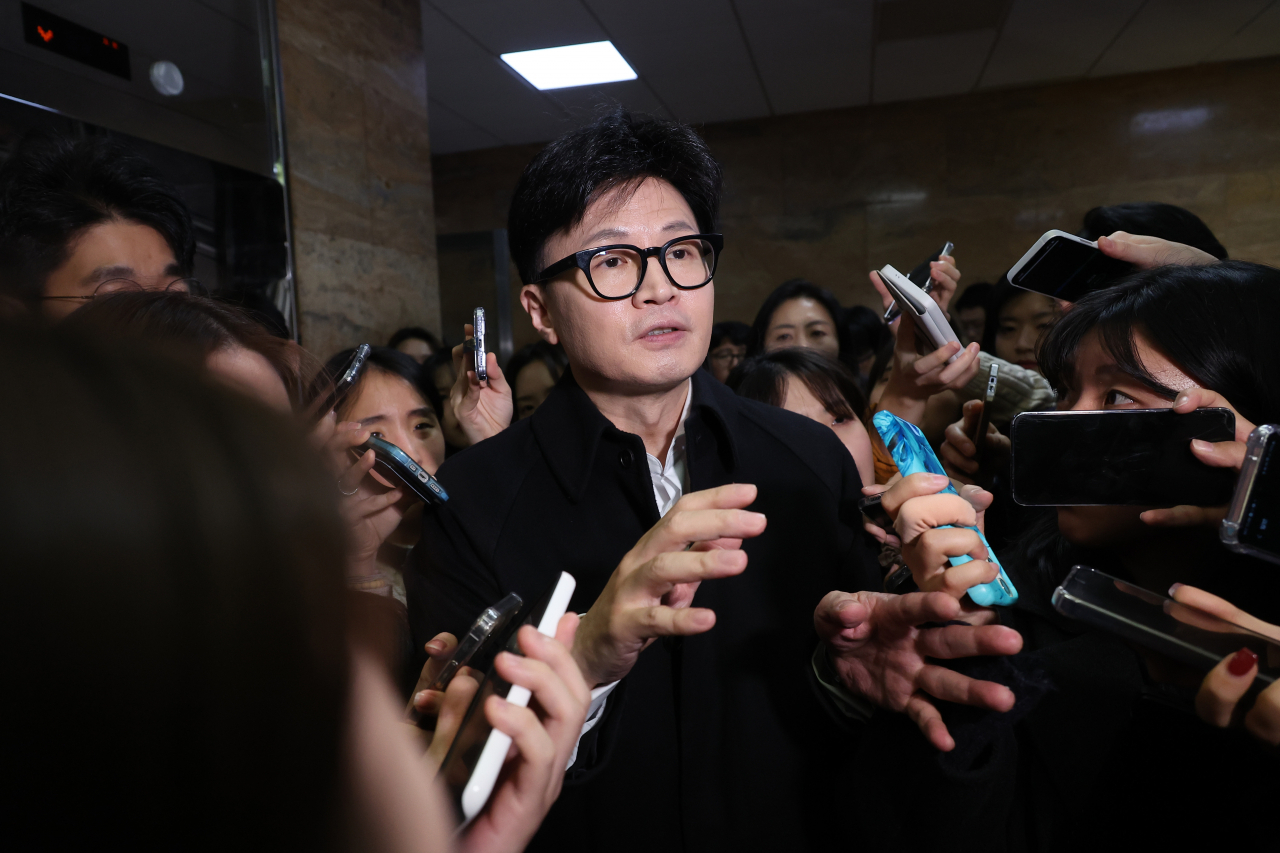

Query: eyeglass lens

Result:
[588,238,716,298]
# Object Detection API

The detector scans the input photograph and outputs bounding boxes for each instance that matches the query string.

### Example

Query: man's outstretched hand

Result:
[815,589,1023,751]
[572,483,767,688]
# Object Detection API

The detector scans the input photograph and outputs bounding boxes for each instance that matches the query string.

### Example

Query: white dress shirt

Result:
[568,381,693,768]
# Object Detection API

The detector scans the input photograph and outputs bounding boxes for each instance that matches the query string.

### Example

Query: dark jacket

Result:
[407,368,881,852]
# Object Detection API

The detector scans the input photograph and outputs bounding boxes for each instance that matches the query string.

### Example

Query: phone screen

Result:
[1010,408,1235,506]
[1237,432,1280,552]
[1053,565,1278,684]
[1010,236,1131,301]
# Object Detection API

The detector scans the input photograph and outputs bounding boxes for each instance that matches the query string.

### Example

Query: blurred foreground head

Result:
[1,322,349,849]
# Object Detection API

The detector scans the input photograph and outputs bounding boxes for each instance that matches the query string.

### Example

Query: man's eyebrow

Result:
[85,265,135,282]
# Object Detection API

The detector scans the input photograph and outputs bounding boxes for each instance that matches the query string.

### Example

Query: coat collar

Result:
[530,367,740,503]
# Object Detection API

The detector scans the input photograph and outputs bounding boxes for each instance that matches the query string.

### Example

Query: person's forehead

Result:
[347,368,427,416]
[771,297,833,326]
[571,179,696,242]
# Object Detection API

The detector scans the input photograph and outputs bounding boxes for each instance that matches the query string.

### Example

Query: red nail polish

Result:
[1228,647,1258,677]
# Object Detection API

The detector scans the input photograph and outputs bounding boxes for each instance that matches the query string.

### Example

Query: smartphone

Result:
[878,265,963,363]
[883,241,954,323]
[1221,424,1280,565]
[858,493,894,530]
[351,435,449,506]
[871,410,1018,606]
[440,572,577,827]
[308,343,370,424]
[409,592,524,728]
[1006,230,1132,302]
[1009,408,1235,506]
[971,361,999,467]
[472,307,487,383]
[1052,565,1277,685]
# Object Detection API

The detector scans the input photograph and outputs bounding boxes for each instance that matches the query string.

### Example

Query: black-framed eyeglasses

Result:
[534,234,722,300]
[40,277,201,302]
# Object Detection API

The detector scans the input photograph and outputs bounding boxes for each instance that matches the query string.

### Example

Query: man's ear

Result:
[520,283,559,345]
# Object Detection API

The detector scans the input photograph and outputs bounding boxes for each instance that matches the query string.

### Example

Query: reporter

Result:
[856,261,1280,849]
[748,278,846,359]
[728,347,875,484]
[2,323,588,851]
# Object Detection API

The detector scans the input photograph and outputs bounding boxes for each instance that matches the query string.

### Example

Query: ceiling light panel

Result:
[500,41,637,90]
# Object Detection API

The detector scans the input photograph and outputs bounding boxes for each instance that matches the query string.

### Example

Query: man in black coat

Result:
[407,109,1019,852]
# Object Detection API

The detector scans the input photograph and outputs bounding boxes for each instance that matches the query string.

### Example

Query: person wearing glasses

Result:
[0,132,196,321]
[406,110,1019,853]
[703,319,749,383]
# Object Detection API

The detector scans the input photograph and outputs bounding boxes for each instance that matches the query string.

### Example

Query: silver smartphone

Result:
[472,307,487,382]
[1221,424,1280,565]
[883,241,954,323]
[1052,565,1277,684]
[971,361,999,466]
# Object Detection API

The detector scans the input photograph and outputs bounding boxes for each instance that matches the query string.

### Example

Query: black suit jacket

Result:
[407,368,881,852]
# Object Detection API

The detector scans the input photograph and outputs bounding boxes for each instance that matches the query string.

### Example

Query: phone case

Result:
[1006,229,1092,283]
[883,241,953,323]
[1052,565,1276,684]
[427,593,524,693]
[1221,424,1280,565]
[359,436,449,506]
[872,410,1018,606]
[458,572,576,825]
[472,307,488,382]
[878,265,962,363]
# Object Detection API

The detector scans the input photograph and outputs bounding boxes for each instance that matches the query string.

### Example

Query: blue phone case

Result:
[872,410,1018,607]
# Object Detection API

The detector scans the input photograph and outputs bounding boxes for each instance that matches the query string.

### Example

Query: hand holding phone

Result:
[883,241,955,323]
[878,265,963,362]
[351,435,449,506]
[872,410,1018,606]
[970,362,999,466]
[1006,229,1131,302]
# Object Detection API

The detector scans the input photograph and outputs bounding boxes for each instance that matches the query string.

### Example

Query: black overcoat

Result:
[407,368,882,852]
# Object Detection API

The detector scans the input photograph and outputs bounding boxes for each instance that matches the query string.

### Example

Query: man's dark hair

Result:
[387,326,442,353]
[955,282,994,313]
[0,132,195,305]
[507,109,723,285]
[1077,202,1227,260]
[747,278,848,358]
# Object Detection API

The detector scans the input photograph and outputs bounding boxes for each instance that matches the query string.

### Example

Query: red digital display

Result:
[21,3,131,81]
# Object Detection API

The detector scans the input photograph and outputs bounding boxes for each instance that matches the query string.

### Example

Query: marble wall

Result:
[433,55,1280,338]
[276,0,440,361]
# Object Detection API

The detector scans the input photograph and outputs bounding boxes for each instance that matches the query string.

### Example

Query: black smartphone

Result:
[971,361,999,467]
[1005,230,1131,302]
[1009,408,1235,506]
[858,493,894,530]
[1053,565,1277,685]
[409,592,524,728]
[472,307,487,383]
[883,241,954,323]
[308,343,370,424]
[1221,424,1280,565]
[351,435,449,506]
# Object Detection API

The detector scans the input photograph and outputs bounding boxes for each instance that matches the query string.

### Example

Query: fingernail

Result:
[1174,393,1190,407]
[1168,583,1183,597]
[1191,439,1212,452]
[928,474,950,486]
[835,599,853,613]
[413,690,429,705]
[1228,647,1258,677]
[425,640,445,654]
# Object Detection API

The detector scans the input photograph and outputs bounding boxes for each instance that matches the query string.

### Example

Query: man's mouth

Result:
[646,327,679,337]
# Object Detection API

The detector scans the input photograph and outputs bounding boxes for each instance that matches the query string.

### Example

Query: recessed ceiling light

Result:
[500,41,637,90]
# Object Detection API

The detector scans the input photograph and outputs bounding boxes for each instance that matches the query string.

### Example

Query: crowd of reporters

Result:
[2,114,1276,852]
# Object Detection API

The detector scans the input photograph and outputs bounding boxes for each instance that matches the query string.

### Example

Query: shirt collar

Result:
[531,367,739,503]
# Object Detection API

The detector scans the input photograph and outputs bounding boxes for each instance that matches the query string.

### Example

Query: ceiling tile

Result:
[873,29,996,103]
[584,0,771,124]
[979,0,1144,88]
[1207,1,1280,62]
[426,0,604,54]
[1090,0,1272,77]
[421,3,569,145]
[427,99,506,154]
[734,0,873,114]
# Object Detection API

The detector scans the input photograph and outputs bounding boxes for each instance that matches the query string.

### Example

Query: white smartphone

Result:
[1005,229,1131,302]
[878,264,962,362]
[439,572,577,827]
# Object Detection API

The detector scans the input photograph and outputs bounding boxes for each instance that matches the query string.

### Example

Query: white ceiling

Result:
[422,0,1280,154]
